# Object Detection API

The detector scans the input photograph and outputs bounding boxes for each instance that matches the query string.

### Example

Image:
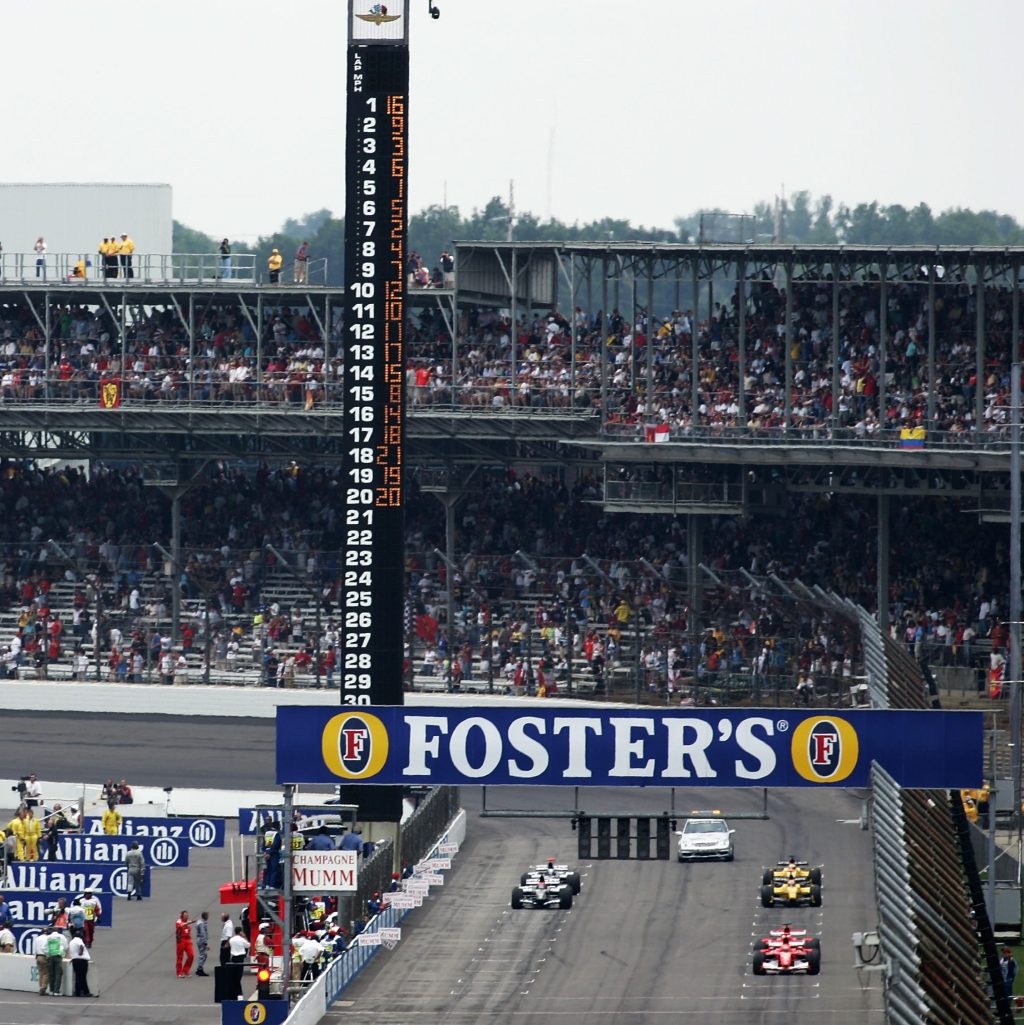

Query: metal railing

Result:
[601,419,1021,450]
[603,479,744,507]
[0,251,278,286]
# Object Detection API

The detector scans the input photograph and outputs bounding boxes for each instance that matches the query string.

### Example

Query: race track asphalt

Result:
[1,711,276,789]
[326,785,885,1025]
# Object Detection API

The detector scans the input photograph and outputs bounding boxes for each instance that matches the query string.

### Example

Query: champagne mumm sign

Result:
[291,850,358,892]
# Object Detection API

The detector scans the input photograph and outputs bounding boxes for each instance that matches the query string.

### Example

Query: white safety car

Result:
[676,816,735,861]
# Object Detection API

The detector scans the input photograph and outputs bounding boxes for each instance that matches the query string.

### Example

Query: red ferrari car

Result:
[752,925,820,975]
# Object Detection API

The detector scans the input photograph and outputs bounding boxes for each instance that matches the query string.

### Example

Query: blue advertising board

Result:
[237,807,346,835]
[221,999,289,1025]
[82,816,225,848]
[5,860,151,898]
[3,890,113,929]
[52,833,189,868]
[276,706,984,789]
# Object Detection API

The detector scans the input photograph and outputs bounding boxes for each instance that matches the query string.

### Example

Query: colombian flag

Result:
[899,426,926,449]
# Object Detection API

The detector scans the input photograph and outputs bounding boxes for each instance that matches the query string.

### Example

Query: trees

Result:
[172,191,1024,282]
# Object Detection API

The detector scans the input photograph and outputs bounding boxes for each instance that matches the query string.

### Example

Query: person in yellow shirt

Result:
[117,233,135,280]
[5,809,27,860]
[22,807,41,861]
[99,237,113,279]
[267,248,283,284]
[102,801,122,835]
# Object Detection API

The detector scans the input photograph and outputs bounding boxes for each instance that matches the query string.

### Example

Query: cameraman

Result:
[24,774,42,810]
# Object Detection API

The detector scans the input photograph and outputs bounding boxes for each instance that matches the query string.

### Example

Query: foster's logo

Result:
[321,712,390,780]
[790,716,859,783]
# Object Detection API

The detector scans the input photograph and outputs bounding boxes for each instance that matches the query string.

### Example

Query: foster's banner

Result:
[276,706,983,789]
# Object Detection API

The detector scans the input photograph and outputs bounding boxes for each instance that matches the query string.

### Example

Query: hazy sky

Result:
[4,0,1020,240]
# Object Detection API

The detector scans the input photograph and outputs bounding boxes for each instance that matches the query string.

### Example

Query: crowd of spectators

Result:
[0,299,337,407]
[404,275,1021,440]
[0,270,1020,443]
[0,462,1008,698]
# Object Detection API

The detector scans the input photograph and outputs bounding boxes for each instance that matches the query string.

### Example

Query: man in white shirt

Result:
[68,931,92,997]
[33,929,51,994]
[298,932,323,980]
[219,913,234,965]
[228,926,250,962]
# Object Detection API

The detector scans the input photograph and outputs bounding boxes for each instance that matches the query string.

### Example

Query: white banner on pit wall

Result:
[419,857,452,871]
[357,932,382,946]
[292,850,358,893]
[438,843,459,855]
[382,892,420,909]
[403,879,429,896]
[419,872,444,885]
[379,927,401,949]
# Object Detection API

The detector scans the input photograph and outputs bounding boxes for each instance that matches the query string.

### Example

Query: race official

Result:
[339,829,364,855]
[195,911,209,976]
[22,808,41,861]
[125,842,146,901]
[117,233,135,280]
[5,809,27,860]
[102,801,122,835]
[306,825,334,851]
[0,925,14,954]
[267,249,283,284]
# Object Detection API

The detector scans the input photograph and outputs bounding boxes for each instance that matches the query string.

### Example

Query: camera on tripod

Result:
[11,776,28,797]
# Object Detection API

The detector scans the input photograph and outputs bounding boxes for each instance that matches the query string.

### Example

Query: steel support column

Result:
[831,266,841,433]
[510,247,518,396]
[879,265,888,430]
[600,257,608,429]
[737,259,747,425]
[927,268,937,427]
[646,257,654,424]
[687,515,703,667]
[691,260,700,427]
[784,261,793,430]
[1011,364,1021,816]
[975,264,985,438]
[877,493,890,635]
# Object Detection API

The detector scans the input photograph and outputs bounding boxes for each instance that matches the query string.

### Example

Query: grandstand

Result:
[0,242,1019,705]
